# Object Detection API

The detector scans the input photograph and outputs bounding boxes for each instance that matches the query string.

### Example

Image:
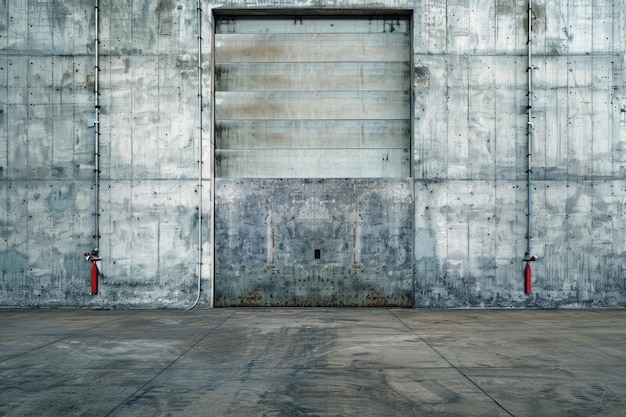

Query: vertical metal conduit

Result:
[188,0,203,309]
[526,0,533,258]
[209,8,216,308]
[94,0,101,253]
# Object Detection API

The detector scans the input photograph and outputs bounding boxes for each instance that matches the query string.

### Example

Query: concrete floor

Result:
[0,308,624,417]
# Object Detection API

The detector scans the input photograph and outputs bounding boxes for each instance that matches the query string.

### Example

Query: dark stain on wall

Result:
[414,66,430,88]
[156,0,174,35]
[45,183,76,213]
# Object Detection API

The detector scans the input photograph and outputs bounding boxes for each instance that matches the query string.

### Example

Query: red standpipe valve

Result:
[523,254,538,294]
[84,250,101,295]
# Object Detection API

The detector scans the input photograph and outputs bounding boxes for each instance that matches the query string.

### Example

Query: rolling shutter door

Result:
[214,15,411,178]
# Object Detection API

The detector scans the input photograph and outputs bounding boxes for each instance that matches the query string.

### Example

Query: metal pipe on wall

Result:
[526,0,533,258]
[208,8,216,308]
[524,0,535,294]
[188,0,203,309]
[85,0,101,295]
[94,0,101,254]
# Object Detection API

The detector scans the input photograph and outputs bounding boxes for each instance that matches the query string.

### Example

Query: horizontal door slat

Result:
[216,149,410,178]
[215,33,410,62]
[216,120,410,149]
[215,91,410,120]
[216,62,410,92]
[216,17,409,34]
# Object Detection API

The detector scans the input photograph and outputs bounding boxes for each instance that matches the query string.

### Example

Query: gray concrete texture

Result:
[0,0,625,308]
[214,178,414,307]
[1,308,625,416]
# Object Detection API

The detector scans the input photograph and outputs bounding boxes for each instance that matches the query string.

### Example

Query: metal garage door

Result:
[214,14,413,306]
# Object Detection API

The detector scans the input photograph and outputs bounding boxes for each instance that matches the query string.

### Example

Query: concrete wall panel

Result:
[0,2,7,49]
[0,102,6,177]
[413,175,626,307]
[7,57,28,105]
[6,1,28,51]
[0,180,90,307]
[0,0,625,308]
[215,178,413,307]
[0,183,7,266]
[0,58,6,95]
[416,180,526,307]
[101,181,133,281]
[98,179,200,307]
[102,90,133,178]
[0,0,206,308]
[6,105,28,178]
[494,0,520,53]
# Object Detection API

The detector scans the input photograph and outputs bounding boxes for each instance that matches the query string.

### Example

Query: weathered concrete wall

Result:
[1,0,96,306]
[215,178,414,306]
[413,0,626,307]
[0,0,208,307]
[1,0,625,308]
[95,0,207,308]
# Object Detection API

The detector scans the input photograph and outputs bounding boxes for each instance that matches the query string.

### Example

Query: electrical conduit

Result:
[525,0,536,294]
[188,0,203,309]
[85,0,102,296]
[209,7,217,309]
[527,0,533,257]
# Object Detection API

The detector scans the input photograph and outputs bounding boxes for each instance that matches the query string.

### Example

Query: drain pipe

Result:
[188,0,204,309]
[86,0,102,291]
[524,0,537,293]
[526,0,533,257]
[209,7,216,308]
[95,0,100,249]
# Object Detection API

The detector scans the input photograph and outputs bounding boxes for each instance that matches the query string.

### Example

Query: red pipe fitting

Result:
[523,255,538,294]
[84,250,101,295]
[524,262,532,294]
[91,260,98,295]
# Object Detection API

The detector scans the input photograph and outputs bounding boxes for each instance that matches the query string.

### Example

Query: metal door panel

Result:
[215,33,410,63]
[213,15,412,306]
[216,62,410,92]
[216,120,410,149]
[216,149,410,178]
[214,178,413,307]
[216,17,409,34]
[215,91,410,120]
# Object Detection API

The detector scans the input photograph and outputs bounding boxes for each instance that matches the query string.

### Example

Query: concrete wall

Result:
[0,0,625,308]
[413,0,626,307]
[1,0,204,308]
